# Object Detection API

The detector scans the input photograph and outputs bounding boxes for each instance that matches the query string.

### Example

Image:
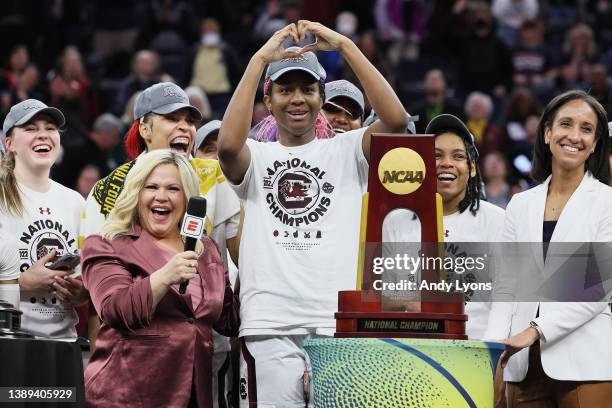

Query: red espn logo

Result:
[186,220,199,233]
[181,215,204,238]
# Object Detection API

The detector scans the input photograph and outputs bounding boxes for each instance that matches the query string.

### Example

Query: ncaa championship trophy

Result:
[304,134,505,407]
[335,134,466,339]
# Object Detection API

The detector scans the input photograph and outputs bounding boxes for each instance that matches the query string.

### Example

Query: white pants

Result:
[239,334,326,408]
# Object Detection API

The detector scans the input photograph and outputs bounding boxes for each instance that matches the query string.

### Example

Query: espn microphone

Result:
[179,196,207,294]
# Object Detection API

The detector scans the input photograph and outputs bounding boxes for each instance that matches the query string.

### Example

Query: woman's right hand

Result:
[254,23,301,64]
[18,251,70,292]
[156,251,199,287]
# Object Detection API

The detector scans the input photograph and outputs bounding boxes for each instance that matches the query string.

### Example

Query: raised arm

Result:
[298,20,408,162]
[218,24,300,183]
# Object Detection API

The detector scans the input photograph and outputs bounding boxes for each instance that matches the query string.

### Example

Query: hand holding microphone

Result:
[179,196,207,294]
[158,251,199,287]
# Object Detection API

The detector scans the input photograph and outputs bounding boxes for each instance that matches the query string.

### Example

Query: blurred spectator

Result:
[1,45,29,92]
[336,10,359,42]
[136,0,199,49]
[48,69,89,146]
[1,64,42,114]
[113,50,161,115]
[554,23,598,90]
[425,0,471,57]
[512,19,555,90]
[588,64,612,116]
[253,0,303,41]
[447,2,513,98]
[593,0,612,62]
[542,0,579,52]
[482,151,518,209]
[57,46,101,127]
[120,91,141,128]
[501,87,540,146]
[52,113,123,189]
[492,0,538,49]
[464,91,503,159]
[409,69,464,134]
[317,11,358,81]
[507,113,539,183]
[185,86,213,126]
[375,0,405,43]
[343,30,394,92]
[375,0,428,51]
[75,165,102,198]
[186,18,241,116]
[92,0,141,56]
[137,0,200,81]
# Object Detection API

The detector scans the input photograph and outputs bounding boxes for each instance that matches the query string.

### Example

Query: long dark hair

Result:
[531,90,610,184]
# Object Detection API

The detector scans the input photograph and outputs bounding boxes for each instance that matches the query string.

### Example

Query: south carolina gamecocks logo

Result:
[276,171,319,214]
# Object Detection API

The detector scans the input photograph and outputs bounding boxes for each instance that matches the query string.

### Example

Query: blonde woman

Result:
[80,82,241,407]
[0,99,85,338]
[81,149,239,407]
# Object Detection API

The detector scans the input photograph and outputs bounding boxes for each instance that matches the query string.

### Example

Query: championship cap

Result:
[193,120,222,155]
[2,99,65,136]
[426,114,479,159]
[133,82,202,121]
[265,47,326,82]
[324,80,365,118]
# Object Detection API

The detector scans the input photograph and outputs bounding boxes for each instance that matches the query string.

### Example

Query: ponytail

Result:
[0,149,23,216]
[124,120,144,160]
[124,114,154,160]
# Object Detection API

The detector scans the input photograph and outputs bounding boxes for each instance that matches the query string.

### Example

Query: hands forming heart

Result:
[256,20,348,64]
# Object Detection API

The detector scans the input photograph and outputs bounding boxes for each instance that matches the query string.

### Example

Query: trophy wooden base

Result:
[335,290,467,340]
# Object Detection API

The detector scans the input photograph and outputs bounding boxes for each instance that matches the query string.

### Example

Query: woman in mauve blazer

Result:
[81,151,239,408]
[485,90,612,407]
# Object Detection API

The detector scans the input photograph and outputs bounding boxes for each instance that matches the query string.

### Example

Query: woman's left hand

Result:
[53,275,88,305]
[499,326,540,368]
[297,20,347,53]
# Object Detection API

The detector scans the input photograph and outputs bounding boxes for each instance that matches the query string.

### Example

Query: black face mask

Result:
[472,19,490,31]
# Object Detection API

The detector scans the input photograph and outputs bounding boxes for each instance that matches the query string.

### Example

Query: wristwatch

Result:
[529,320,543,339]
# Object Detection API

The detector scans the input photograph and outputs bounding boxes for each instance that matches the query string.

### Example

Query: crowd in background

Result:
[1,0,611,208]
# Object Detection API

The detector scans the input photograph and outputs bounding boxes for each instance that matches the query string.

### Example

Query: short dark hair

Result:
[531,90,610,184]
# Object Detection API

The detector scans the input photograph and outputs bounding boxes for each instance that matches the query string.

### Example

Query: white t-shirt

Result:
[230,128,369,336]
[0,235,19,280]
[383,200,504,339]
[0,181,84,338]
[0,235,20,309]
